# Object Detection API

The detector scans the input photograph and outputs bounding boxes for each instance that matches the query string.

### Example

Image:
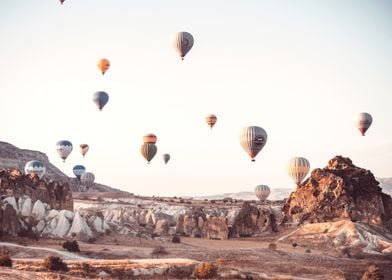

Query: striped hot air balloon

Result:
[254,185,270,201]
[172,32,194,60]
[143,133,157,144]
[239,126,268,162]
[73,165,86,180]
[56,140,73,162]
[97,58,110,75]
[93,91,109,111]
[80,144,89,157]
[286,157,310,185]
[205,114,217,129]
[25,160,46,179]
[81,172,95,188]
[162,153,170,165]
[356,112,372,136]
[141,143,157,163]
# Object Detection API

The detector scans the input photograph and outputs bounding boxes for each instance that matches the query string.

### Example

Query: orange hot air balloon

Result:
[97,58,110,75]
[80,144,89,157]
[143,133,157,144]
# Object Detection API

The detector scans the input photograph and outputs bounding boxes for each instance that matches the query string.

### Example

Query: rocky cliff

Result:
[282,156,392,231]
[0,141,124,193]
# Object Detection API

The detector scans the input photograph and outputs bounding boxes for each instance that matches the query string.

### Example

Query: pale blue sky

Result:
[0,0,391,196]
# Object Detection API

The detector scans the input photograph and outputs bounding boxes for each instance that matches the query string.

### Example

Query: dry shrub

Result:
[215,258,225,265]
[43,255,68,272]
[292,242,298,248]
[17,228,39,241]
[268,243,277,250]
[151,245,168,258]
[171,235,181,243]
[62,240,80,252]
[305,249,311,253]
[0,254,12,267]
[194,262,218,279]
[361,264,384,280]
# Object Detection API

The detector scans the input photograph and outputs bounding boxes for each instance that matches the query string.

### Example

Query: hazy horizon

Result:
[1,0,391,196]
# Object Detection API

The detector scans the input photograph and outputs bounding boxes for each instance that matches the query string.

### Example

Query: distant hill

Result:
[0,141,127,193]
[378,177,392,196]
[197,188,292,201]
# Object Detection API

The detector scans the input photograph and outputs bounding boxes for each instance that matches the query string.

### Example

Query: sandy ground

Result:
[0,232,391,279]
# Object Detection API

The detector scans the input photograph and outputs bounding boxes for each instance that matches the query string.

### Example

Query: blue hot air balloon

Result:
[56,140,73,162]
[93,91,109,111]
[25,160,46,179]
[73,165,86,180]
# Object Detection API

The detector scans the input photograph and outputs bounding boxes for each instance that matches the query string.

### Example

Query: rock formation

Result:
[282,156,392,231]
[0,141,125,193]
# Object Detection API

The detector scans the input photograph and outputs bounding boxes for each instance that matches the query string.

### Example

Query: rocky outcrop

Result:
[0,141,125,193]
[207,216,228,240]
[0,169,73,211]
[0,203,21,235]
[282,156,392,231]
[229,202,277,238]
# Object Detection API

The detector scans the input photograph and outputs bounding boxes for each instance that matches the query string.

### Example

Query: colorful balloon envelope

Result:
[141,143,157,163]
[81,172,95,188]
[97,58,110,75]
[162,153,170,165]
[80,144,89,157]
[73,165,86,180]
[172,31,194,60]
[143,133,157,144]
[356,112,372,136]
[25,160,46,179]
[286,157,310,185]
[93,91,109,111]
[239,126,267,162]
[205,114,217,129]
[56,140,73,162]
[254,185,270,201]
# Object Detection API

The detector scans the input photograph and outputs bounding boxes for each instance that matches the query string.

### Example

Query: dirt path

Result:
[0,242,90,261]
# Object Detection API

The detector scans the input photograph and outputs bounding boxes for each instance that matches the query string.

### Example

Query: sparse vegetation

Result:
[0,252,12,267]
[151,245,168,259]
[194,262,218,279]
[87,237,97,244]
[268,243,277,250]
[43,255,68,271]
[361,264,384,280]
[17,228,39,241]
[305,249,311,253]
[62,240,80,252]
[171,235,181,243]
[105,229,112,235]
[292,242,298,248]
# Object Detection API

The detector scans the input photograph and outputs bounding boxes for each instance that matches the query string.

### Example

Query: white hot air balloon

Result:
[56,140,73,162]
[254,185,270,201]
[239,126,268,162]
[356,112,373,136]
[172,31,194,60]
[81,172,95,188]
[25,160,46,179]
[287,157,310,185]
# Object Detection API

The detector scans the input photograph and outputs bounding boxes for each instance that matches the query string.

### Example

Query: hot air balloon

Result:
[59,0,65,5]
[356,112,373,136]
[81,172,95,188]
[172,32,194,60]
[239,126,268,162]
[206,114,217,129]
[97,58,110,75]
[93,91,109,111]
[73,165,86,180]
[162,154,170,165]
[287,157,310,185]
[141,143,157,163]
[25,160,46,179]
[254,185,270,201]
[80,144,89,157]
[143,133,157,144]
[56,140,73,162]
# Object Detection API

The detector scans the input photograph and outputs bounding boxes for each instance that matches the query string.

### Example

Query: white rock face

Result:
[46,209,59,220]
[3,196,18,213]
[61,210,74,220]
[51,211,71,237]
[67,211,93,239]
[20,197,32,216]
[92,217,104,233]
[31,200,46,220]
[33,220,46,233]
